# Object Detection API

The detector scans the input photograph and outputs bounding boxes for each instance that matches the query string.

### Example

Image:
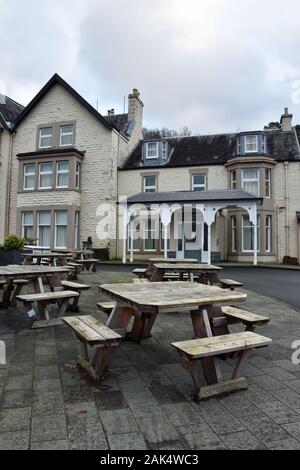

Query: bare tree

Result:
[143,126,192,139]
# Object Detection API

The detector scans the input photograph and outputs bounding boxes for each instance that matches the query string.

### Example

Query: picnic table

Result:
[100,281,246,343]
[0,265,70,309]
[22,252,70,266]
[149,263,222,283]
[148,258,199,264]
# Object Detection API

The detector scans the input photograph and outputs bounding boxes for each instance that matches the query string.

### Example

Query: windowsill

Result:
[18,188,82,194]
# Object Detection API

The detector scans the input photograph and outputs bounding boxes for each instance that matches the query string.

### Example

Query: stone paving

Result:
[1,268,300,450]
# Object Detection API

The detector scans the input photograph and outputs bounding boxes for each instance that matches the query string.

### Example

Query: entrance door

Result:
[176,236,184,259]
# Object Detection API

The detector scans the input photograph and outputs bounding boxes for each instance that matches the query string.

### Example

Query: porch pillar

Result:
[207,223,212,265]
[122,207,129,264]
[160,204,172,260]
[130,222,134,263]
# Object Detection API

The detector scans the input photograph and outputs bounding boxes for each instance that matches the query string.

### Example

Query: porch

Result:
[120,190,262,265]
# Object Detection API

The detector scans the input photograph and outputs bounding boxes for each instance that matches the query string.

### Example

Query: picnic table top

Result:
[22,252,69,258]
[0,265,71,278]
[149,258,198,263]
[100,281,246,310]
[152,263,222,271]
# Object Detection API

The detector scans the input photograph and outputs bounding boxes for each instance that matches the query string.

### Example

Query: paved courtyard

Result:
[1,268,300,450]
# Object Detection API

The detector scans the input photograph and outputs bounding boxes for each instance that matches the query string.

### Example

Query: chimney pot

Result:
[284,107,289,115]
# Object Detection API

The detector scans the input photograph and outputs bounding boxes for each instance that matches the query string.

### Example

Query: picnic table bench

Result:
[172,331,272,400]
[220,278,244,290]
[16,290,80,320]
[80,258,99,272]
[149,263,222,283]
[63,315,122,381]
[61,280,90,312]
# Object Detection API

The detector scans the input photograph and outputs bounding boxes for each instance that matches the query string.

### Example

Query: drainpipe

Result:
[5,131,15,236]
[284,161,290,257]
[276,205,280,264]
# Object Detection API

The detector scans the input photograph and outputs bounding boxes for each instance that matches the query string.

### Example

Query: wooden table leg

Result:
[127,313,149,343]
[106,305,135,338]
[150,270,164,282]
[1,279,14,308]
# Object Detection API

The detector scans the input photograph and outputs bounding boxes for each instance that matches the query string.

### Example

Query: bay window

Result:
[37,211,51,248]
[56,160,69,188]
[144,219,156,251]
[39,162,53,189]
[241,169,259,196]
[230,170,237,190]
[265,168,271,198]
[242,215,260,252]
[22,212,34,240]
[265,215,272,252]
[23,163,36,190]
[55,210,68,249]
[245,135,258,153]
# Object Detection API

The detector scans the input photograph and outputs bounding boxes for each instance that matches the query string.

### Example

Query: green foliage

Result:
[3,234,25,251]
[264,121,281,130]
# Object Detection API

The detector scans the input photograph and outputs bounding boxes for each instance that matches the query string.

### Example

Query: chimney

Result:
[127,88,143,142]
[107,109,114,116]
[280,107,293,132]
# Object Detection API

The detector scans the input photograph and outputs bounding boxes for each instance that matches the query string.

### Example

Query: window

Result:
[160,223,170,251]
[38,162,53,189]
[128,222,140,251]
[146,142,159,159]
[237,137,241,154]
[192,174,207,191]
[262,135,266,153]
[75,162,81,189]
[231,216,237,252]
[39,127,52,148]
[242,215,260,252]
[23,163,36,190]
[143,175,157,192]
[266,215,272,252]
[241,169,259,196]
[245,135,258,153]
[265,168,271,198]
[230,170,237,189]
[37,211,51,248]
[60,125,74,147]
[56,160,69,188]
[22,212,34,240]
[74,211,80,249]
[55,210,68,249]
[143,219,156,251]
[162,142,168,160]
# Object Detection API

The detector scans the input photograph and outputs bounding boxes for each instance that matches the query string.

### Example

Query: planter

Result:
[0,250,23,266]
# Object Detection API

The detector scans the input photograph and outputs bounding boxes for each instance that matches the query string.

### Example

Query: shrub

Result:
[3,235,25,251]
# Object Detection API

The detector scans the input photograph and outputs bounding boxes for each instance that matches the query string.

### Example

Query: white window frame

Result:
[39,127,53,149]
[60,125,74,147]
[56,160,69,189]
[231,216,237,252]
[74,211,80,249]
[37,211,51,249]
[76,162,81,189]
[237,137,241,155]
[262,134,266,153]
[244,135,258,153]
[21,211,34,239]
[23,163,36,191]
[192,173,207,191]
[265,168,271,198]
[127,222,140,252]
[265,215,272,253]
[143,175,157,193]
[54,210,68,249]
[143,219,156,251]
[230,170,237,190]
[242,214,260,253]
[160,222,171,252]
[162,141,168,160]
[145,142,159,159]
[38,162,53,190]
[241,168,260,196]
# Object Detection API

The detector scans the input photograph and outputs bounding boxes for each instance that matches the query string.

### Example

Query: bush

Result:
[3,235,25,251]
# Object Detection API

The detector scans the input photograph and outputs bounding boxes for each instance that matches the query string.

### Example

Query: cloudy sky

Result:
[1,0,300,134]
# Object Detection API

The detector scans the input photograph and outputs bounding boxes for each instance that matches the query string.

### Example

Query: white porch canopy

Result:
[120,189,262,265]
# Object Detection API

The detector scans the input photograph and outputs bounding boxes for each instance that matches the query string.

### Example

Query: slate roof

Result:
[0,95,24,130]
[122,129,300,169]
[105,113,129,134]
[125,189,262,205]
[14,74,126,136]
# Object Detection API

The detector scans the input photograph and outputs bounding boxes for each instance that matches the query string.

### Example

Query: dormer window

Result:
[245,135,258,153]
[146,142,159,159]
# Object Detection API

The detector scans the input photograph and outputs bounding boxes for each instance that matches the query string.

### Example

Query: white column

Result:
[160,204,172,260]
[253,222,257,266]
[164,224,168,259]
[207,223,212,265]
[122,208,129,264]
[130,222,134,263]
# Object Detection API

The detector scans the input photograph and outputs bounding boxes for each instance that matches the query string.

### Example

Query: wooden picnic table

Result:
[22,252,70,266]
[0,265,71,308]
[100,281,246,343]
[149,263,222,283]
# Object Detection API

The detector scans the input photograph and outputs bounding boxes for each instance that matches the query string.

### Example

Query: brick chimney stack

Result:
[127,88,143,143]
[280,107,293,132]
[107,109,114,116]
